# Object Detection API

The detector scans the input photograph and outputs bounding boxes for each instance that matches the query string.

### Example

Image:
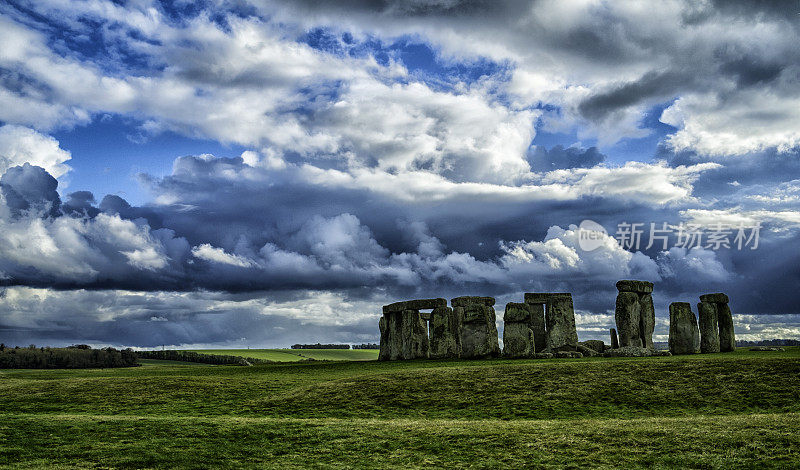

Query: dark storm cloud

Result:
[527,145,605,172]
[0,162,61,217]
[577,71,690,122]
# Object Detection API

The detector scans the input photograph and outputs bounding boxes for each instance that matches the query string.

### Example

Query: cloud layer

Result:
[1,1,800,346]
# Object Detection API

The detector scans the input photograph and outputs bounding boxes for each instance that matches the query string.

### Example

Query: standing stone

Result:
[529,303,547,353]
[402,309,430,359]
[379,299,445,361]
[610,328,620,349]
[614,280,655,349]
[669,302,699,355]
[615,291,642,348]
[639,293,656,349]
[700,293,735,353]
[545,295,579,352]
[429,306,459,359]
[455,296,500,358]
[717,302,736,353]
[580,340,606,354]
[524,293,578,352]
[698,301,720,353]
[503,303,535,358]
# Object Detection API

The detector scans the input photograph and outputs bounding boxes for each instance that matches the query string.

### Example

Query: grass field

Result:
[2,348,800,468]
[187,348,379,362]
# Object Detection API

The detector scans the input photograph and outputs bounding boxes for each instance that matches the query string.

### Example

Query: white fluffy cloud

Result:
[0,125,71,179]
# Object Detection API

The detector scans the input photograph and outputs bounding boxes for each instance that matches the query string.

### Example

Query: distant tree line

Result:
[0,344,138,369]
[291,343,351,349]
[136,349,267,365]
[736,339,800,347]
[352,343,379,349]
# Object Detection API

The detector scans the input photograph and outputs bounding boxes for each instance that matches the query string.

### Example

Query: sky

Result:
[1,0,800,348]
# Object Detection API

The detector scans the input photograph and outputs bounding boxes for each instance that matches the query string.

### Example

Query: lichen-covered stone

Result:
[502,303,535,358]
[699,293,729,304]
[545,295,578,352]
[503,302,532,322]
[668,302,699,355]
[533,352,554,359]
[603,346,654,357]
[529,303,547,353]
[554,351,583,358]
[502,322,534,358]
[383,298,447,314]
[451,296,496,307]
[615,291,642,348]
[429,306,459,359]
[580,340,606,354]
[615,280,654,293]
[610,328,619,349]
[638,293,656,349]
[403,309,430,360]
[698,301,720,354]
[717,302,736,353]
[576,343,598,357]
[457,301,500,358]
[524,292,572,304]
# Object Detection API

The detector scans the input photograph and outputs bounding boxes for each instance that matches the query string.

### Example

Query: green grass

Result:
[185,348,379,362]
[2,348,799,468]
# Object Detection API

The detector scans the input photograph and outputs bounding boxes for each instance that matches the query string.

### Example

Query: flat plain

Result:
[1,348,799,468]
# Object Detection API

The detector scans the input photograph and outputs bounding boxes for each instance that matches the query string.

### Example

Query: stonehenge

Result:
[699,293,735,353]
[455,296,501,358]
[668,302,699,355]
[524,293,578,352]
[377,283,736,361]
[614,280,655,349]
[610,328,619,349]
[502,303,536,358]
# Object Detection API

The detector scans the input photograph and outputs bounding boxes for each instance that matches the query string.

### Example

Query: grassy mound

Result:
[1,348,799,468]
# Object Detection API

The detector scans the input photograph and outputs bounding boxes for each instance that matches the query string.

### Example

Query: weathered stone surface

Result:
[502,303,535,358]
[503,322,534,358]
[554,351,583,359]
[378,309,430,360]
[580,340,606,354]
[533,352,554,359]
[457,301,500,358]
[429,306,460,359]
[378,316,389,361]
[576,344,598,357]
[638,293,655,349]
[699,293,729,304]
[529,303,547,353]
[615,280,654,293]
[652,350,672,356]
[698,301,720,354]
[545,295,578,352]
[403,309,430,360]
[524,292,572,304]
[420,311,432,322]
[717,302,736,353]
[610,328,619,349]
[668,302,699,355]
[503,302,532,323]
[383,298,446,314]
[451,296,495,307]
[615,291,642,348]
[603,346,654,357]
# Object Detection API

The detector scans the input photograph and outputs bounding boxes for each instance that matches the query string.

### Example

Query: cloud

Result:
[527,145,605,172]
[0,125,71,179]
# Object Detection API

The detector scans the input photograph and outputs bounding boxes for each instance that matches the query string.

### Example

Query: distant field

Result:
[186,348,379,362]
[2,347,800,468]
